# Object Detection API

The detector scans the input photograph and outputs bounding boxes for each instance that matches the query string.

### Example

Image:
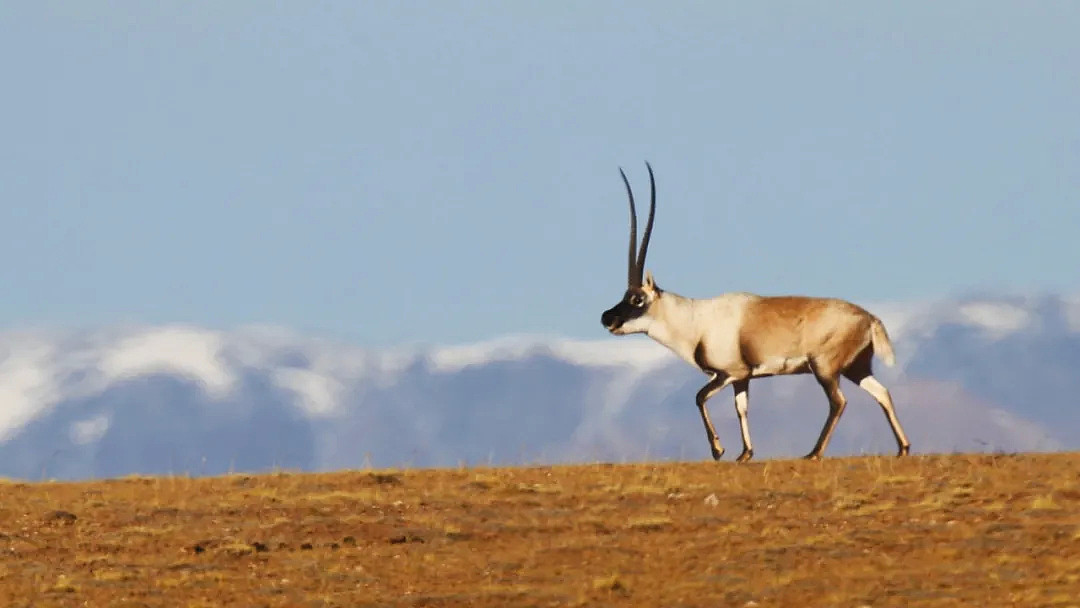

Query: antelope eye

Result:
[629,294,645,308]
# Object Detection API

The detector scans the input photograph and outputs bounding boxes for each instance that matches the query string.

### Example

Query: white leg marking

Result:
[733,380,753,455]
[859,375,911,452]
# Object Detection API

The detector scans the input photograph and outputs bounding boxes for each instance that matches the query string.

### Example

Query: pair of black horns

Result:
[619,162,656,287]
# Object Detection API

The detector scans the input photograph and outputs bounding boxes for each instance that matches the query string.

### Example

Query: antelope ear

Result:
[643,270,656,290]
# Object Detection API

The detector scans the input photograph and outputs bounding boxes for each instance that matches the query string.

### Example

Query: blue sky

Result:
[1,2,1077,346]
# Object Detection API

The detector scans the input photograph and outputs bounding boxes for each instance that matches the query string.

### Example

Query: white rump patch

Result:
[752,356,809,377]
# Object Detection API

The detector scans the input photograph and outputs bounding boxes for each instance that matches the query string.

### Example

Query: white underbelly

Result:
[751,355,810,377]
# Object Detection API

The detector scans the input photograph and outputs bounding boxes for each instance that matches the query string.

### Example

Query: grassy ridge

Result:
[1,453,1079,606]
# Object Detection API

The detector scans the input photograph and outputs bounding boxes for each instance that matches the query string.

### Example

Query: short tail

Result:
[870,317,896,367]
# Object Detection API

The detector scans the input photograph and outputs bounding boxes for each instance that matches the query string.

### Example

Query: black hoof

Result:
[735,449,754,463]
[803,452,822,461]
[898,445,910,457]
[711,448,725,461]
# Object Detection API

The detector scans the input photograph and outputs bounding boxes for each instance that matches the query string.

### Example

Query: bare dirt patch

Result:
[1,453,1079,606]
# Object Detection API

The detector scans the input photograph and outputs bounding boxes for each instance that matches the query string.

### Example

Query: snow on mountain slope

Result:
[0,294,1076,480]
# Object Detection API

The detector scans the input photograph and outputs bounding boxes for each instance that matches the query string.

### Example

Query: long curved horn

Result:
[634,161,656,282]
[619,167,639,286]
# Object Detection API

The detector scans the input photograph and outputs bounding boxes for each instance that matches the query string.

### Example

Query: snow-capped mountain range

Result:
[1,294,1078,480]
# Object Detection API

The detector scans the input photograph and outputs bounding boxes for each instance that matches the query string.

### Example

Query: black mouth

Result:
[601,309,622,331]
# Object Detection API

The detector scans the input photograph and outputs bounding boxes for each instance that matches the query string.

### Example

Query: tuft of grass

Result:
[302,489,383,504]
[626,516,673,531]
[851,499,898,516]
[1030,494,1060,510]
[122,525,173,536]
[43,574,78,593]
[592,573,630,595]
[949,485,977,503]
[214,542,257,557]
[514,482,562,495]
[93,569,136,583]
[599,483,668,497]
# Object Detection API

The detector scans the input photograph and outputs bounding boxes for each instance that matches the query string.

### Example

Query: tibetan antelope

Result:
[600,163,911,462]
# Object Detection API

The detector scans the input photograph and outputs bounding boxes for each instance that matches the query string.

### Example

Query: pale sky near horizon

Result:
[1,2,1077,346]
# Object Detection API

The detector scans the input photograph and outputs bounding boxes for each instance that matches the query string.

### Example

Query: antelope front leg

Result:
[695,374,733,461]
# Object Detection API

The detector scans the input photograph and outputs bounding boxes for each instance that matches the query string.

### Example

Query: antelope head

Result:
[601,162,660,336]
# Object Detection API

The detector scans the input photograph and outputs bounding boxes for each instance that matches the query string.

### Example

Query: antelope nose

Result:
[601,310,616,328]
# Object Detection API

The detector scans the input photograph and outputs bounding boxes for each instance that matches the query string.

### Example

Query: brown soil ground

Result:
[1,452,1079,607]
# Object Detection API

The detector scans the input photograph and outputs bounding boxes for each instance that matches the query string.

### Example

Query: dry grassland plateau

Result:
[1,453,1079,607]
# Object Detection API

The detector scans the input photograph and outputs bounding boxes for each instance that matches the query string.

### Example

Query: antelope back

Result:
[738,296,875,375]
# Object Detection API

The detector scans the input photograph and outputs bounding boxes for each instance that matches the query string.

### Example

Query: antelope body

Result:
[600,163,911,462]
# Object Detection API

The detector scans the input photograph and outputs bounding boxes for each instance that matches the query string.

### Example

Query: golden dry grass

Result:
[2,452,1080,607]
